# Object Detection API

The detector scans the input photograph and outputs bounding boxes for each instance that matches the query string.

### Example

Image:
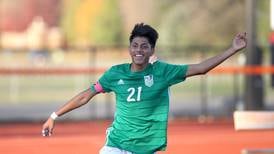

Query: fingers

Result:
[42,118,55,137]
[42,128,52,137]
[149,55,158,64]
[235,32,247,44]
[42,129,48,136]
[236,32,247,38]
[243,32,247,42]
[236,32,246,38]
[42,126,53,137]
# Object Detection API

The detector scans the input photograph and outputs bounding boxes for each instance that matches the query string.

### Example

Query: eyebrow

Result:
[131,42,150,45]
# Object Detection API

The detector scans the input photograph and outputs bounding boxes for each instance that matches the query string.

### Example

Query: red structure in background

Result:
[269,32,274,44]
[0,0,61,32]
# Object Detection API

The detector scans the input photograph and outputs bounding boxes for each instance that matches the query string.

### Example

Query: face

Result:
[129,37,154,68]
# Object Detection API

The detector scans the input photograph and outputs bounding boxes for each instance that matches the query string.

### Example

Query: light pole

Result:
[270,0,274,87]
[244,0,264,110]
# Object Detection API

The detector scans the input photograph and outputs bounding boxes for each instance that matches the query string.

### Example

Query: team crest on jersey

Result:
[144,75,154,87]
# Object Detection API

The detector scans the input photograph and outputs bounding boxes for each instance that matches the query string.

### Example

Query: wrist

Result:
[50,112,58,120]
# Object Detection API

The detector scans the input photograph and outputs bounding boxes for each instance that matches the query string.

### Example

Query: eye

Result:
[131,44,138,48]
[141,44,149,50]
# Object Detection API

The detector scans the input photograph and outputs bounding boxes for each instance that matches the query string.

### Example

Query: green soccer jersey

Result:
[92,61,188,154]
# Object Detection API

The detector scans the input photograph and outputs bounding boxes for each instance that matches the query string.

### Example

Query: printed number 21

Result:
[127,87,142,102]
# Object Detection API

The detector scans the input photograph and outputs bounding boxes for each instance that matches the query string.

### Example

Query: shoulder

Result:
[105,63,129,74]
[110,63,129,71]
[154,60,188,67]
[152,60,168,67]
[152,60,172,69]
[152,60,188,73]
[100,63,129,81]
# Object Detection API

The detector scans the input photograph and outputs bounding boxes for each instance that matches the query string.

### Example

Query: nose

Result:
[134,46,144,54]
[135,46,142,51]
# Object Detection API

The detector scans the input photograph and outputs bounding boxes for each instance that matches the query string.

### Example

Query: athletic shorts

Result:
[99,146,157,154]
[99,146,133,154]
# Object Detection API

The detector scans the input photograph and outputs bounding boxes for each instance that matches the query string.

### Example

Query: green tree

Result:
[61,0,82,45]
[89,0,123,46]
[60,0,123,46]
[156,0,245,48]
[257,0,270,48]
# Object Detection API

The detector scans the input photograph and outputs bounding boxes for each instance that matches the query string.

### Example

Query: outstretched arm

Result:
[186,32,247,77]
[42,88,98,136]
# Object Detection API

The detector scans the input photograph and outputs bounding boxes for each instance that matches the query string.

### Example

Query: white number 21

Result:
[127,87,142,102]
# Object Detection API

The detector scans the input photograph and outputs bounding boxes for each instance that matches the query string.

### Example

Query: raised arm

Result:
[186,32,247,77]
[42,88,98,136]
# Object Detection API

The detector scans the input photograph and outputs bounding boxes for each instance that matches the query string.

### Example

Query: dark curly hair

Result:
[129,23,159,48]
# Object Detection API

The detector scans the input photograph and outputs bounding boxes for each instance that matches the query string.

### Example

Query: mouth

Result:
[135,54,144,57]
[133,54,145,63]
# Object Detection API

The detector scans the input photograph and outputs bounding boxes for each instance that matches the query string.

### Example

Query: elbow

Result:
[74,96,89,107]
[197,66,209,75]
[187,64,211,77]
[201,69,210,75]
[79,96,91,106]
[196,71,207,76]
[78,90,94,106]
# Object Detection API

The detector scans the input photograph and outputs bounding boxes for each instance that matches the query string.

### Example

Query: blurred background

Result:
[0,0,273,122]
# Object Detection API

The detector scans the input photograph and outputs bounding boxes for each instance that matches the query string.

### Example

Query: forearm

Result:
[187,32,247,77]
[199,47,237,73]
[186,47,238,77]
[42,88,97,137]
[54,89,96,117]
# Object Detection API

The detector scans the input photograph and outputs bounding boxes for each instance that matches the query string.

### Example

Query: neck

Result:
[131,63,148,72]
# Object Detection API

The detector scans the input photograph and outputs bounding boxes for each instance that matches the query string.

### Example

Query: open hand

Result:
[232,32,247,51]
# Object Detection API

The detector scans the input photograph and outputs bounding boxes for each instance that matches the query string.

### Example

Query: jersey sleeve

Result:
[163,62,189,86]
[90,67,113,93]
[90,82,104,93]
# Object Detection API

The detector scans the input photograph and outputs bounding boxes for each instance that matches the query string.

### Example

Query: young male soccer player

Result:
[42,23,247,154]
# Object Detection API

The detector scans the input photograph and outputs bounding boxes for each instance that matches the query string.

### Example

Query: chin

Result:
[132,58,149,66]
[133,59,143,64]
[133,62,144,65]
